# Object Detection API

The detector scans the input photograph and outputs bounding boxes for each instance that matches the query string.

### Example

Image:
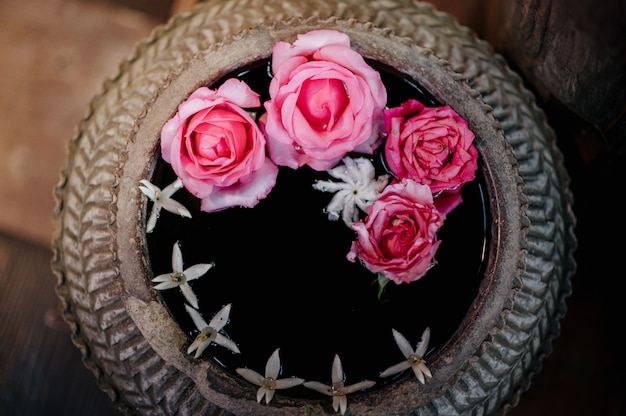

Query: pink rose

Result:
[347,179,445,285]
[160,79,278,213]
[261,30,387,171]
[384,99,479,213]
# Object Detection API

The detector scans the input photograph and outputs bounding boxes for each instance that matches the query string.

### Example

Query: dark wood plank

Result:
[0,232,120,416]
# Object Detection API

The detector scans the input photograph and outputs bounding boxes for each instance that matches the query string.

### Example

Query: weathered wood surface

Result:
[483,0,626,141]
[0,0,161,247]
[0,232,118,416]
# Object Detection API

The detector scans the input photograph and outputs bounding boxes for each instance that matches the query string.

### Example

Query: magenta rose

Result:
[261,29,387,171]
[160,78,278,213]
[384,99,479,213]
[347,179,445,285]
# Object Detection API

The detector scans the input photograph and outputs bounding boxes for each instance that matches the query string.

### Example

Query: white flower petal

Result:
[209,303,232,331]
[274,377,305,389]
[392,328,415,359]
[265,348,281,379]
[188,337,211,358]
[171,242,183,272]
[354,198,372,213]
[215,333,240,354]
[153,281,177,290]
[418,362,432,379]
[139,180,158,196]
[341,199,359,226]
[161,177,184,197]
[139,185,157,200]
[179,283,199,309]
[139,178,189,231]
[335,395,347,415]
[312,180,350,193]
[145,207,159,233]
[262,388,275,404]
[185,304,208,331]
[325,191,350,215]
[235,368,264,386]
[184,263,214,281]
[413,365,426,384]
[415,327,431,357]
[303,381,333,396]
[161,198,192,218]
[256,387,268,403]
[331,355,344,384]
[152,273,172,283]
[327,164,353,183]
[380,361,411,378]
[343,380,376,394]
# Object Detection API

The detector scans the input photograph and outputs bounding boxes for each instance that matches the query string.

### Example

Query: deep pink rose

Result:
[384,99,478,213]
[261,29,387,171]
[347,179,445,285]
[160,79,278,213]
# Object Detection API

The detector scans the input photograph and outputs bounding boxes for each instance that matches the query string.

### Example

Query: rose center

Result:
[297,78,348,131]
[380,216,416,258]
[189,109,249,165]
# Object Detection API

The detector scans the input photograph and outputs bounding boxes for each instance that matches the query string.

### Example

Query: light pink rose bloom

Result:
[160,79,278,213]
[261,29,387,171]
[347,179,445,285]
[384,99,479,213]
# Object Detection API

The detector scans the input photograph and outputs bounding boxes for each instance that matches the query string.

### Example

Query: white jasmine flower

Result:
[152,241,214,309]
[312,157,389,227]
[380,327,432,383]
[185,303,240,357]
[139,178,191,233]
[236,348,305,404]
[303,354,375,415]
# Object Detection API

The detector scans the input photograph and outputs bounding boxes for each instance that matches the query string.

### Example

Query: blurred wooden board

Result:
[0,231,120,415]
[0,0,161,247]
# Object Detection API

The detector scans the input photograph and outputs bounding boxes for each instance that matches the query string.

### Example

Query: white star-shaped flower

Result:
[303,354,375,415]
[185,303,240,358]
[380,327,432,383]
[236,348,305,404]
[312,157,389,227]
[151,241,214,309]
[139,178,191,233]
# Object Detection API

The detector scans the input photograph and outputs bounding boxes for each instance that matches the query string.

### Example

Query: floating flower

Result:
[380,327,432,383]
[303,354,375,415]
[185,303,240,357]
[160,78,278,213]
[236,348,305,404]
[313,157,389,227]
[139,178,191,233]
[151,241,214,309]
[261,29,387,171]
[384,99,478,214]
[347,179,445,285]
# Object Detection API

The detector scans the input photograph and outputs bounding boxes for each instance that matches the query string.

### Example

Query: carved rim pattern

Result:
[51,1,577,415]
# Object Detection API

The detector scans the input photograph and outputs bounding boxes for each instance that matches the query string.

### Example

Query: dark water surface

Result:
[146,60,489,398]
